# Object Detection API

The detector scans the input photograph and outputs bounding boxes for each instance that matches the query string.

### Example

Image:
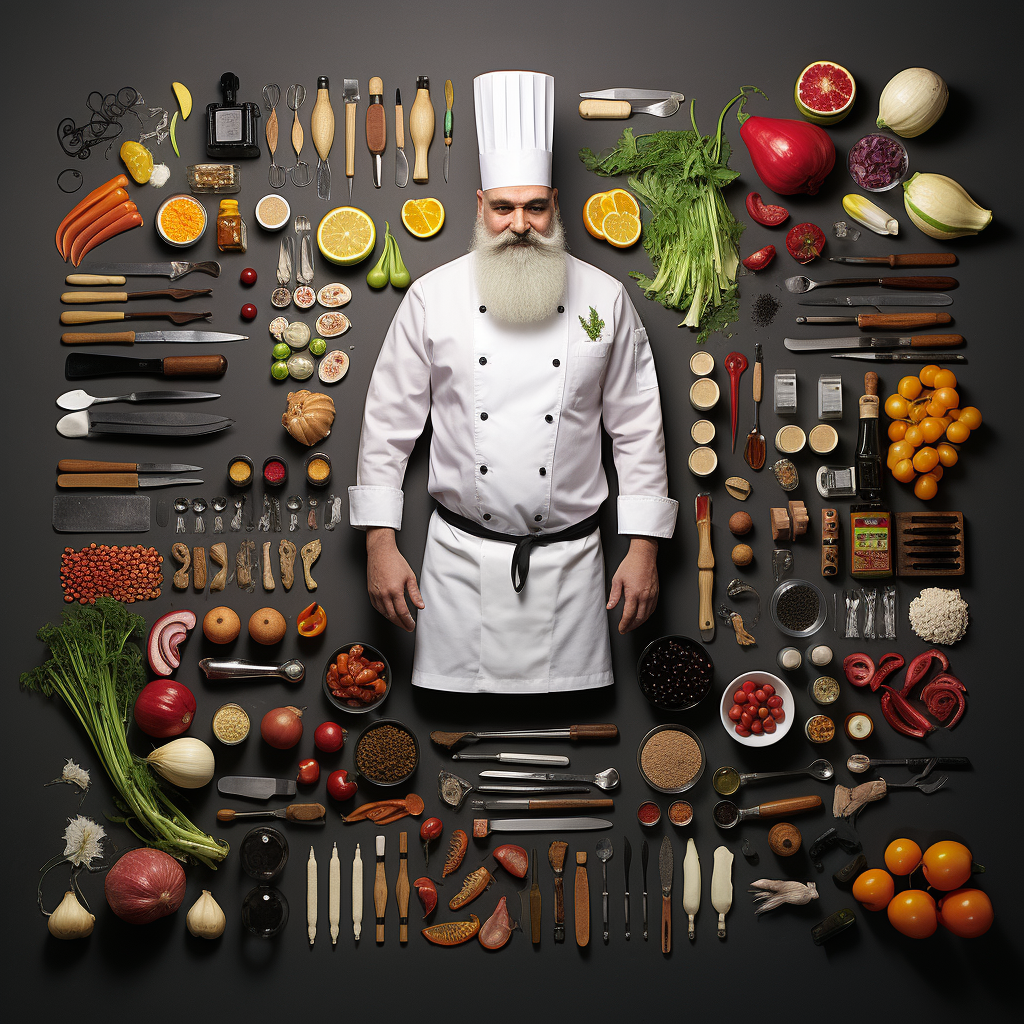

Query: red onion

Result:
[261,706,304,749]
[105,848,186,924]
[134,679,197,738]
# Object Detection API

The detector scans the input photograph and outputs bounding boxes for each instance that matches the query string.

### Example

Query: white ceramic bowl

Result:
[719,671,794,748]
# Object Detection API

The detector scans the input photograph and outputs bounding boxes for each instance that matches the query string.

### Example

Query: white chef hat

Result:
[474,71,554,192]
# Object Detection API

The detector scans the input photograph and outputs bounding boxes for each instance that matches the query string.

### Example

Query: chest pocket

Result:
[570,339,612,409]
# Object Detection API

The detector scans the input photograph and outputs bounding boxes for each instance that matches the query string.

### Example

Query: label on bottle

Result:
[850,510,892,578]
[215,109,243,142]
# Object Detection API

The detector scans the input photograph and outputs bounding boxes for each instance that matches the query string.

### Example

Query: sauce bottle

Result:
[216,199,247,253]
[855,372,882,501]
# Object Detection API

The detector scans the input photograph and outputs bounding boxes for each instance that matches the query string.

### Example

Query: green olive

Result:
[309,337,327,356]
[271,360,290,381]
[272,342,291,360]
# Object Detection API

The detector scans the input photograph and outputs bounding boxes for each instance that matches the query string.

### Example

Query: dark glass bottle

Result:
[206,73,261,159]
[855,371,883,501]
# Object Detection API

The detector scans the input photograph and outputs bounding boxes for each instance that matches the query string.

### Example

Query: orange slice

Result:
[401,197,445,238]
[605,188,641,217]
[601,210,641,248]
[583,191,610,238]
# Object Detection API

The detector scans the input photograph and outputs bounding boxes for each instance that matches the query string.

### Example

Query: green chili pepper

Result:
[366,222,391,289]
[389,229,411,289]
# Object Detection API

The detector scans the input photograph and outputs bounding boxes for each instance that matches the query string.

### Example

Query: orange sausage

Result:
[56,174,130,258]
[69,202,137,266]
[60,188,131,262]
[72,209,143,267]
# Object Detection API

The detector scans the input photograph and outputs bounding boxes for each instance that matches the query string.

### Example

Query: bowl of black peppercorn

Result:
[771,579,827,638]
[636,635,715,711]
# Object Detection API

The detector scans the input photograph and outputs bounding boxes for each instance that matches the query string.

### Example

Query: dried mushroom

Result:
[172,543,190,590]
[300,539,321,591]
[236,540,255,590]
[262,541,276,591]
[282,390,336,446]
[192,546,207,591]
[279,539,296,591]
[209,543,228,592]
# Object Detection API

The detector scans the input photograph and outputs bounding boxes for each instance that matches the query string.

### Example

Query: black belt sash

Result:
[433,502,601,593]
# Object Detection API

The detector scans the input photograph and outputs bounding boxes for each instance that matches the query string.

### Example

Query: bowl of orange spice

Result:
[156,193,207,247]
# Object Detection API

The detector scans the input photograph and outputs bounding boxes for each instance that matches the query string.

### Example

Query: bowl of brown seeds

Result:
[353,719,419,787]
[636,724,706,794]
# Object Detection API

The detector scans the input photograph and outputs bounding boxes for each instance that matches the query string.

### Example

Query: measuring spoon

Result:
[57,389,220,410]
[713,759,834,796]
[712,794,822,829]
[479,767,620,791]
[724,351,748,453]
[743,343,765,470]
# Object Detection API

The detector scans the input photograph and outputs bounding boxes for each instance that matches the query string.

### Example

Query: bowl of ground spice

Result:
[212,702,250,745]
[354,719,418,786]
[637,724,705,794]
[720,671,794,748]
[256,194,291,230]
[771,579,827,638]
[156,193,207,247]
[636,635,714,711]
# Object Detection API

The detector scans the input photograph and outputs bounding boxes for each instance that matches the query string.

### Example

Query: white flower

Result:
[62,816,106,868]
[60,758,91,792]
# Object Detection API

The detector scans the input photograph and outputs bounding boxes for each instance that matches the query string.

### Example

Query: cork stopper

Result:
[864,371,878,396]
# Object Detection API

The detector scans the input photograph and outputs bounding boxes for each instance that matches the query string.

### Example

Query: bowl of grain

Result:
[353,718,418,787]
[636,724,705,794]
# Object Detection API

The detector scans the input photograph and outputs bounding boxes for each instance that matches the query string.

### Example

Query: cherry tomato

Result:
[904,424,924,447]
[892,458,916,484]
[297,758,320,785]
[921,840,973,891]
[749,719,763,734]
[937,443,959,467]
[771,708,786,721]
[767,695,783,708]
[919,365,941,387]
[914,474,939,500]
[889,439,914,463]
[946,421,970,444]
[852,868,894,912]
[728,704,743,721]
[887,889,937,938]
[326,768,358,801]
[937,888,994,938]
[761,683,775,697]
[741,711,754,727]
[735,725,752,737]
[888,420,909,442]
[742,244,776,272]
[314,721,347,753]
[240,303,257,321]
[754,689,767,703]
[958,406,982,430]
[926,399,947,418]
[898,375,923,400]
[933,386,959,410]
[932,368,957,389]
[919,417,945,443]
[785,221,826,263]
[742,680,757,694]
[912,446,939,473]
[884,394,909,420]
[420,817,443,846]
[239,267,257,286]
[733,691,748,705]
[884,838,922,876]
[762,717,777,733]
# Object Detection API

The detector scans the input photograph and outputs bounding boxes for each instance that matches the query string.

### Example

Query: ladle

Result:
[480,767,620,791]
[713,759,834,796]
[199,657,304,684]
[436,770,589,811]
[724,351,747,453]
[712,794,822,829]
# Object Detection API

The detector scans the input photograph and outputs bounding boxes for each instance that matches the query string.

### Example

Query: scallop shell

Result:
[316,311,351,338]
[317,283,352,308]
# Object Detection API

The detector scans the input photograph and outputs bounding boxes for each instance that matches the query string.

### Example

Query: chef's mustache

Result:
[486,223,565,252]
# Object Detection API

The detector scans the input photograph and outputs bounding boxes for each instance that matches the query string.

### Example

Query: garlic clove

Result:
[47,890,96,939]
[186,889,226,939]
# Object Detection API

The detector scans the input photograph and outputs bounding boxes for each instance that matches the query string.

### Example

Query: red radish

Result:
[134,679,197,738]
[147,610,196,677]
[492,844,529,878]
[261,706,304,749]
[105,848,186,924]
[478,896,515,949]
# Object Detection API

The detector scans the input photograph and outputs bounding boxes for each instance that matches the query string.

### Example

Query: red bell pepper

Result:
[844,653,875,687]
[869,653,904,692]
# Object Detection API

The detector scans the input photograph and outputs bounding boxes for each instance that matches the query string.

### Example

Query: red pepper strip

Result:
[869,653,904,692]
[880,684,936,734]
[901,649,950,695]
[844,653,875,687]
[921,673,968,728]
[878,691,928,738]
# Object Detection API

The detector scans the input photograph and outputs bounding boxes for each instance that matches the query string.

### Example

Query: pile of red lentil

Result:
[60,544,163,603]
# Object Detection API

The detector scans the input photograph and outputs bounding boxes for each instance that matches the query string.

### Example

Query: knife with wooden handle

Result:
[574,851,589,947]
[366,77,385,189]
[58,460,202,473]
[829,252,957,267]
[65,353,228,378]
[470,798,614,811]
[548,840,567,943]
[659,835,673,954]
[61,289,212,303]
[529,848,542,945]
[56,473,203,488]
[61,310,213,325]
[796,312,952,328]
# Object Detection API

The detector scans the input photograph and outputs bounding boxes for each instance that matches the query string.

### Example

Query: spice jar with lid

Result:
[227,455,254,488]
[811,675,840,705]
[305,452,332,487]
[777,647,802,671]
[689,378,720,412]
[216,199,247,252]
[805,714,835,744]
[637,801,661,828]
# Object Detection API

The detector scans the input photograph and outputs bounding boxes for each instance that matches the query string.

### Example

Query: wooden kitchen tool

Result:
[61,310,212,325]
[344,78,360,198]
[788,501,810,537]
[549,840,568,943]
[574,851,590,947]
[365,77,386,189]
[310,76,335,200]
[743,343,766,470]
[61,288,212,303]
[410,76,434,183]
[373,835,387,944]
[895,511,965,576]
[696,492,714,641]
[397,831,410,944]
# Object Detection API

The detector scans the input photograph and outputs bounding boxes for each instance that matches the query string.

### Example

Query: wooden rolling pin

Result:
[410,76,434,183]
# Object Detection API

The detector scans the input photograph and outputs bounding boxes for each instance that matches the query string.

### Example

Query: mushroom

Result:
[279,539,297,591]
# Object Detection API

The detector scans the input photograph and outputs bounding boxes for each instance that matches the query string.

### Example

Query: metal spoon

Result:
[199,657,304,683]
[786,274,957,294]
[596,838,613,944]
[437,770,590,811]
[57,389,220,410]
[479,767,620,791]
[847,754,972,774]
[713,794,823,829]
[713,759,834,796]
[742,343,765,470]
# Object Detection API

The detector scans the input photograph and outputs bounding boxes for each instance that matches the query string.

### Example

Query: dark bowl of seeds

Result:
[353,719,419,787]
[771,579,827,638]
[636,635,715,711]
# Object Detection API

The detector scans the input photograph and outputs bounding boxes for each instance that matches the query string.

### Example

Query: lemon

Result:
[317,207,376,266]
[120,140,154,184]
[401,198,445,238]
[172,82,193,120]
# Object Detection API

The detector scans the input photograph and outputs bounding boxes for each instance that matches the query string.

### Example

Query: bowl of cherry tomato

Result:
[322,642,391,714]
[720,671,794,747]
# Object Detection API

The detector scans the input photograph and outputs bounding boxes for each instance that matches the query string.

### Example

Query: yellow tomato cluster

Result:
[884,365,982,500]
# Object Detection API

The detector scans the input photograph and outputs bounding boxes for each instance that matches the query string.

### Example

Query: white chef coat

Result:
[349,252,678,693]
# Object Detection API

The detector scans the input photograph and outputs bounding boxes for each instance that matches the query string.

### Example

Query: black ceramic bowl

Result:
[322,642,392,715]
[636,634,715,711]
[353,718,419,788]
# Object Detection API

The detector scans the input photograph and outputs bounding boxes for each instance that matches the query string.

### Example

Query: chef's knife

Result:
[62,330,246,345]
[799,294,953,307]
[659,835,673,954]
[795,313,952,327]
[832,352,967,364]
[57,410,234,437]
[473,817,612,833]
[61,310,214,325]
[829,253,956,267]
[58,460,202,473]
[57,474,204,489]
[66,353,228,379]
[218,777,298,800]
[580,88,686,101]
[73,261,222,281]
[395,88,409,187]
[785,334,964,351]
[61,289,213,303]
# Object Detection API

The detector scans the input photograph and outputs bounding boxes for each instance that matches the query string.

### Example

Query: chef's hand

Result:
[366,527,425,631]
[607,538,659,634]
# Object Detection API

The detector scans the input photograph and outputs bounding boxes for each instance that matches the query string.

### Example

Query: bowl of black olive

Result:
[636,635,715,711]
[771,579,827,638]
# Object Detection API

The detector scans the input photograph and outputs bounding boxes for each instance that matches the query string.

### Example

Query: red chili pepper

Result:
[869,653,904,692]
[880,684,936,735]
[879,691,928,738]
[745,192,789,227]
[843,653,875,687]
[901,649,950,695]
[742,244,776,271]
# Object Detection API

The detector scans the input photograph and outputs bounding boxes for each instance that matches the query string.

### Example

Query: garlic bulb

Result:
[146,737,215,789]
[903,173,992,240]
[186,889,226,939]
[843,195,899,236]
[47,890,95,939]
[876,68,948,138]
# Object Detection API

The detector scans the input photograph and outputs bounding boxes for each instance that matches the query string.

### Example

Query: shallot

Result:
[478,895,515,949]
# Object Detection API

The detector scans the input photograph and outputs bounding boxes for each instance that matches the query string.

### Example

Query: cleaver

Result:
[218,777,297,800]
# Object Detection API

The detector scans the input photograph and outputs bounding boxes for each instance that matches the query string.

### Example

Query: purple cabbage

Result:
[847,134,908,192]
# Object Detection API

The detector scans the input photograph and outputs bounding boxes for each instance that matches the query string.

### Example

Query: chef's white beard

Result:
[471,214,568,324]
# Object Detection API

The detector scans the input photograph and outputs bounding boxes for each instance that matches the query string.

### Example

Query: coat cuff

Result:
[348,486,405,530]
[617,495,678,539]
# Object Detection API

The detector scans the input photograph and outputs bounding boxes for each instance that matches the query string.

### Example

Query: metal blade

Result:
[129,331,247,344]
[785,336,913,351]
[475,785,591,794]
[580,88,685,101]
[627,98,680,116]
[659,835,673,893]
[86,410,235,435]
[444,146,450,182]
[396,148,409,187]
[798,294,953,307]
[218,777,297,800]
[137,463,202,472]
[826,256,888,264]
[831,352,967,363]
[135,475,204,488]
[484,817,612,833]
[79,261,222,279]
[344,79,360,102]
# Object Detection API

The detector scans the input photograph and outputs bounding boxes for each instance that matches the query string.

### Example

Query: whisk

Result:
[287,84,312,187]
[264,84,286,188]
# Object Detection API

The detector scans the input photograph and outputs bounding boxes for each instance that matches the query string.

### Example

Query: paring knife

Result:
[451,752,569,766]
[61,288,213,303]
[58,460,202,473]
[66,353,228,379]
[659,835,673,954]
[344,78,360,199]
[61,330,245,346]
[799,293,952,307]
[57,410,234,438]
[581,88,686,101]
[395,89,409,187]
[366,77,385,189]
[623,836,632,940]
[831,352,967,364]
[443,79,453,183]
[785,334,964,351]
[74,261,222,281]
[57,473,204,489]
[829,253,956,267]
[796,313,952,328]
[218,776,297,800]
[695,492,714,641]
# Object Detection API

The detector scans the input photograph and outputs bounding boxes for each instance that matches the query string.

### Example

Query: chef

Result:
[349,70,678,694]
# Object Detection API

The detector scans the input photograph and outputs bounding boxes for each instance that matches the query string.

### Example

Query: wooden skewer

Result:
[373,835,387,945]
[397,831,410,944]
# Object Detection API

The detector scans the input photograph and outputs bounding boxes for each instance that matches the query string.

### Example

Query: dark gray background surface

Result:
[9,1,1019,1018]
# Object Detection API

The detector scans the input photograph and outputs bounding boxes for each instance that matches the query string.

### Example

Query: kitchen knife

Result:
[799,294,952,307]
[395,88,409,187]
[60,310,214,325]
[61,289,213,303]
[829,253,956,267]
[57,410,234,437]
[579,98,679,118]
[473,817,613,833]
[469,799,614,811]
[344,78,360,199]
[580,89,686,101]
[659,835,673,954]
[219,776,298,800]
[795,313,952,327]
[785,334,964,351]
[365,77,385,189]
[74,261,222,280]
[62,330,246,345]
[787,275,957,293]
[831,352,967,364]
[451,752,569,766]
[58,460,202,473]
[66,353,228,379]
[57,473,204,489]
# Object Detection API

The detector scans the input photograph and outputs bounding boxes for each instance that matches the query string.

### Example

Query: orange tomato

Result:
[947,407,961,420]
[888,420,908,442]
[920,417,944,443]
[919,365,941,387]
[914,473,939,500]
[958,406,982,430]
[890,440,914,463]
[937,443,959,467]
[898,375,923,400]
[852,868,895,912]
[892,459,916,484]
[946,421,970,444]
[884,394,909,420]
[929,465,943,482]
[933,386,959,410]
[888,890,937,938]
[922,840,973,891]
[937,889,994,939]
[926,400,948,418]
[912,446,939,473]
[885,838,923,876]
[908,402,929,423]
[904,424,924,448]
[932,369,957,389]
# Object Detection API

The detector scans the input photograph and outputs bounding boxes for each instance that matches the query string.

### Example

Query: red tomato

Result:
[852,868,894,912]
[922,841,973,891]
[761,683,775,697]
[326,769,358,801]
[741,244,776,272]
[728,705,743,721]
[786,222,826,263]
[745,192,789,226]
[937,888,994,938]
[750,720,763,734]
[735,725,751,737]
[763,717,777,733]
[742,680,757,694]
[754,689,767,703]
[297,758,320,784]
[314,721,347,753]
[733,691,748,705]
[887,890,937,938]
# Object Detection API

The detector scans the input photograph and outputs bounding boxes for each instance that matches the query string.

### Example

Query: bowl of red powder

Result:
[262,457,288,487]
[637,801,661,827]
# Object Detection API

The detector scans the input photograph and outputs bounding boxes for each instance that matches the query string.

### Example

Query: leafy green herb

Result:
[21,599,228,868]
[579,306,605,341]
[580,87,766,343]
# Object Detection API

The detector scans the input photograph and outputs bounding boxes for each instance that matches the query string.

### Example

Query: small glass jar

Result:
[777,647,802,671]
[216,199,247,252]
[811,675,840,706]
[637,801,661,828]
[805,714,836,744]
[240,826,289,881]
[668,800,693,827]
[805,643,833,667]
[845,712,874,741]
[241,886,289,938]
[305,452,332,487]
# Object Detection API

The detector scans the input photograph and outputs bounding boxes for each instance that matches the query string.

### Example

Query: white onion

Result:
[146,736,215,788]
[876,68,948,138]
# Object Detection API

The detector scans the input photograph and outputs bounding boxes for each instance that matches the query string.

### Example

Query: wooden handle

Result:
[58,459,136,472]
[61,291,128,303]
[345,101,357,178]
[569,723,618,740]
[530,886,542,944]
[662,894,671,953]
[696,516,714,570]
[882,276,957,290]
[62,331,136,344]
[61,311,126,324]
[579,99,632,119]
[266,106,278,156]
[757,795,823,817]
[291,109,304,157]
[374,858,387,945]
[410,89,434,183]
[553,875,565,937]
[57,473,140,488]
[698,569,714,634]
[366,103,386,155]
[310,83,335,161]
[889,253,957,267]
[396,102,405,149]
[574,853,589,947]
[752,358,762,402]
[66,274,126,286]
[162,355,227,377]
[217,809,237,821]
[908,334,964,347]
[858,312,951,328]
[527,799,614,810]
[396,831,410,945]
